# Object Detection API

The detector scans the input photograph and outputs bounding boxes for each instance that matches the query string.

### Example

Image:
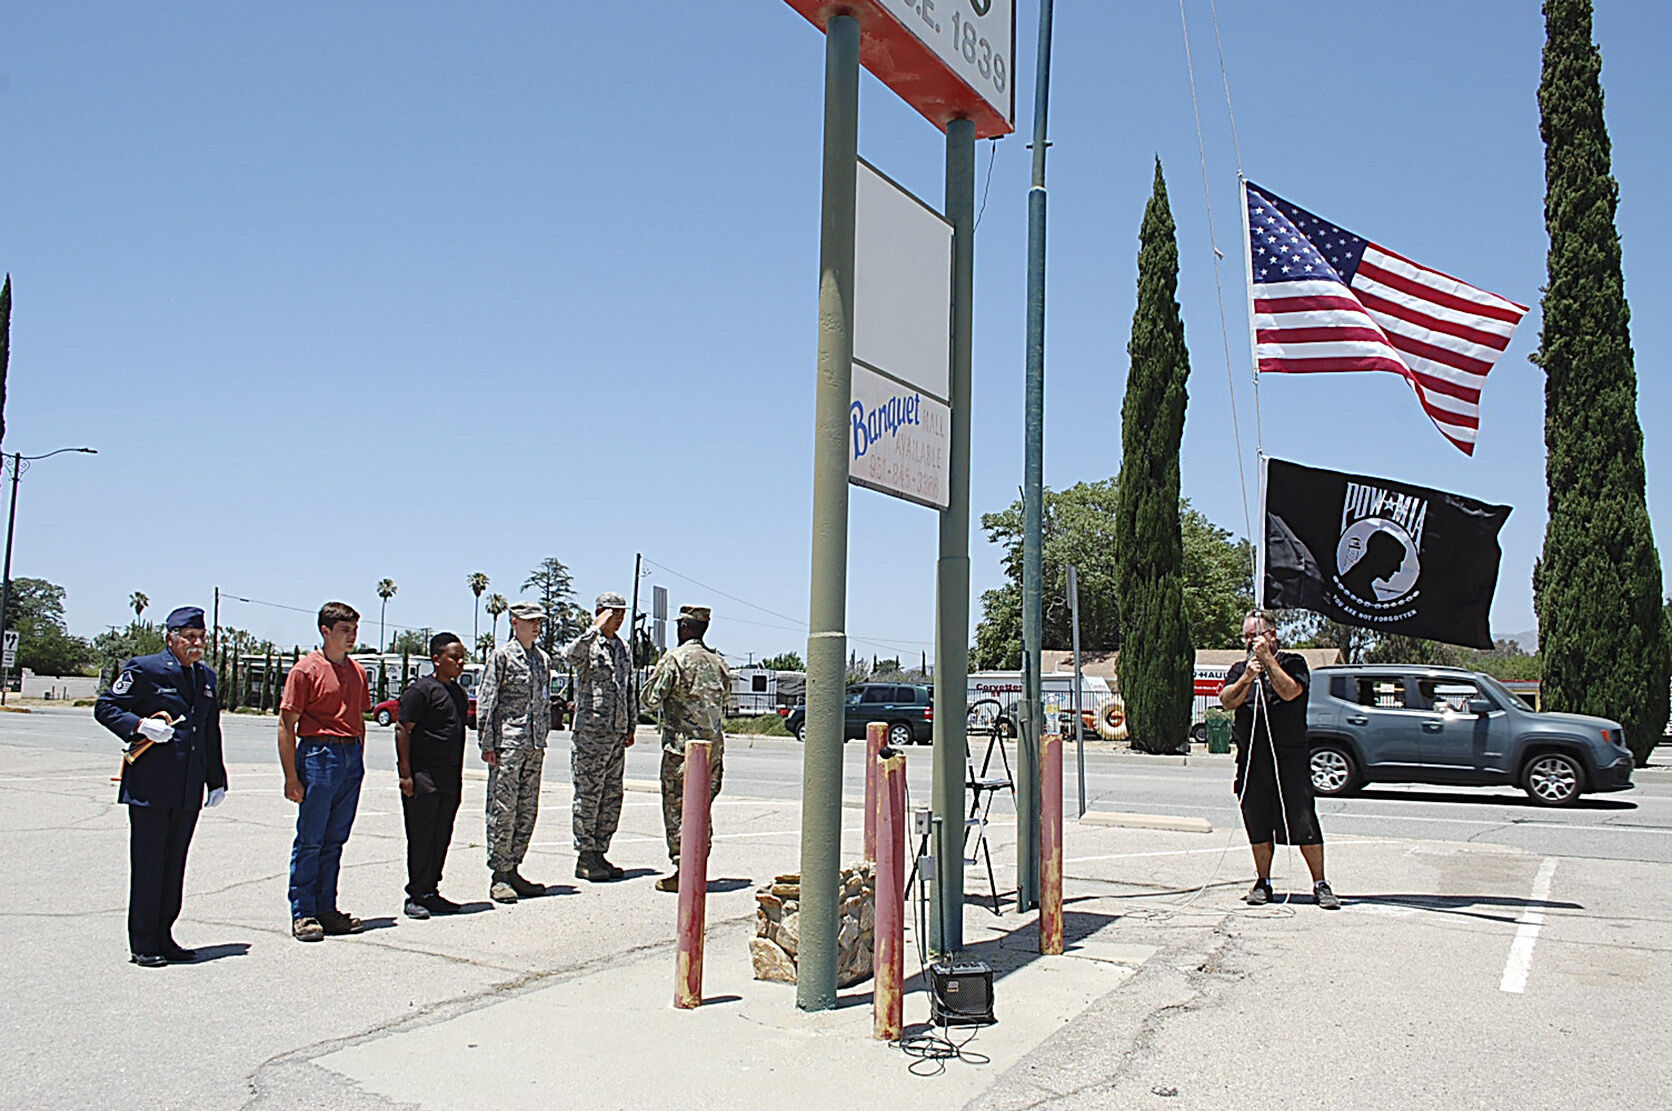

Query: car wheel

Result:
[374,708,392,727]
[1523,751,1583,806]
[1190,722,1208,745]
[888,722,915,748]
[1309,744,1360,796]
[794,721,807,743]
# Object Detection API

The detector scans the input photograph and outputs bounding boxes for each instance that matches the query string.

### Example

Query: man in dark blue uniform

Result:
[95,606,228,966]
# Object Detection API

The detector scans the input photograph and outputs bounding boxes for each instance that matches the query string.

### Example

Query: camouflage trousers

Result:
[660,739,725,864]
[570,729,627,853]
[485,747,544,874]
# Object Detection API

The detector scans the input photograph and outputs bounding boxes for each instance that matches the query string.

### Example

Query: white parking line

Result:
[1499,856,1557,994]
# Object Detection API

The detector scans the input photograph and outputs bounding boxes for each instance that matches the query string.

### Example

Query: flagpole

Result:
[1254,451,1270,607]
[1237,175,1264,459]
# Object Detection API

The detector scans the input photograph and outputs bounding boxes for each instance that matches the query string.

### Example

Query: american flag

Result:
[1244,181,1528,455]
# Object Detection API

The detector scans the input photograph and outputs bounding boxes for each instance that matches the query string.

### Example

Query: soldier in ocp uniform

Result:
[477,601,551,904]
[95,606,228,966]
[639,604,728,893]
[559,591,634,882]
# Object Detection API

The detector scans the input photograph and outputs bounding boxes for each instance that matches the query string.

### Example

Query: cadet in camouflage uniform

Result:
[477,601,552,904]
[558,591,634,882]
[639,605,728,893]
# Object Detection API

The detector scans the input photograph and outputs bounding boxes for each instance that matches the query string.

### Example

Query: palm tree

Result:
[467,571,490,649]
[376,578,398,652]
[129,591,149,622]
[475,632,495,660]
[484,593,509,658]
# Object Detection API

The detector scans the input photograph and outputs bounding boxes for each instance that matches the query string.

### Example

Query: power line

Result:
[639,557,934,654]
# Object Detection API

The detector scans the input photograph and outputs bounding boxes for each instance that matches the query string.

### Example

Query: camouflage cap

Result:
[676,605,712,623]
[595,591,628,611]
[508,601,545,620]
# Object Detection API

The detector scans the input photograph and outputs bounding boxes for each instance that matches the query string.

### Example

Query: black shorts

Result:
[1236,741,1322,846]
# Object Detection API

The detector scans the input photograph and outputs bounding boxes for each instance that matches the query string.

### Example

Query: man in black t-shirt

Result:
[396,633,471,918]
[1219,610,1339,910]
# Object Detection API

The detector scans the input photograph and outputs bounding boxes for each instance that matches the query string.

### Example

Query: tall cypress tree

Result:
[1113,161,1194,755]
[1533,0,1667,766]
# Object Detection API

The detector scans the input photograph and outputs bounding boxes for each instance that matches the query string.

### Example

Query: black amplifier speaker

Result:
[929,959,996,1026]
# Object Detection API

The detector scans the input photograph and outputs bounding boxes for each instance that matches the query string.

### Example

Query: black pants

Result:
[1236,741,1323,846]
[401,770,462,898]
[128,804,199,955]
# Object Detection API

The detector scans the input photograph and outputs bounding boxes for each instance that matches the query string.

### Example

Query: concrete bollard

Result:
[863,721,886,861]
[674,739,713,1009]
[873,750,907,1040]
[1040,727,1064,955]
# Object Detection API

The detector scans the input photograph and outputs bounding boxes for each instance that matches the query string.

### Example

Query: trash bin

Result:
[1205,715,1232,754]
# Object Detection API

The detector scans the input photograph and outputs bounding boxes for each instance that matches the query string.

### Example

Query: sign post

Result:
[795,12,862,1015]
[784,0,1013,1009]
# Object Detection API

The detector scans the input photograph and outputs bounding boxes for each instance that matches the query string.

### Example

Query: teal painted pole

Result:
[930,116,975,955]
[1017,0,1055,915]
[796,12,859,1013]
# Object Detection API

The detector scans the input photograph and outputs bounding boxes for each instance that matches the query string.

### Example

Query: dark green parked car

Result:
[783,682,934,747]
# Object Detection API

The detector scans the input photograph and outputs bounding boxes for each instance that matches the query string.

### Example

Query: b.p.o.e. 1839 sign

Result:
[850,363,950,510]
[783,0,1014,139]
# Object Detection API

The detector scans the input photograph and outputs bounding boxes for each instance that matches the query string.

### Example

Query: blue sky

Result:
[3,2,1666,660]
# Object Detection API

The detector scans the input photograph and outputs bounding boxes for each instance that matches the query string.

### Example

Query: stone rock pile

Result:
[750,861,876,987]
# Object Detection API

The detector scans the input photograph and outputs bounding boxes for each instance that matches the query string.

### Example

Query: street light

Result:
[0,447,98,703]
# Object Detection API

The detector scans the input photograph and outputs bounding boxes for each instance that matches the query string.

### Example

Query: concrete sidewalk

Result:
[3,739,1667,1110]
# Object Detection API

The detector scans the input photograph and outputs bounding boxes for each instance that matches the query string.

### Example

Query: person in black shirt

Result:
[1219,610,1339,910]
[396,632,471,918]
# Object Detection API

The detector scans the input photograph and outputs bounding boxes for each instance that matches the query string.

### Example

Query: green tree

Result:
[759,652,805,672]
[128,591,149,621]
[522,557,584,657]
[6,577,97,675]
[972,484,1251,670]
[475,632,495,660]
[388,628,429,656]
[1533,0,1667,766]
[467,571,490,649]
[375,578,398,654]
[1111,161,1194,755]
[95,622,165,689]
[484,592,509,657]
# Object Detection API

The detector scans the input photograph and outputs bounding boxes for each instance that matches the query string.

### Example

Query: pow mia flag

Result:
[1261,458,1511,649]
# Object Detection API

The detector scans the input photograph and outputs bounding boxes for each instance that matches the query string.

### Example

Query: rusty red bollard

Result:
[873,750,907,1040]
[863,721,886,861]
[674,739,713,1009]
[1040,727,1064,955]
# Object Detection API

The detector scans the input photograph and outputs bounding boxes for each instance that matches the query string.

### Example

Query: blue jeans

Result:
[288,740,364,918]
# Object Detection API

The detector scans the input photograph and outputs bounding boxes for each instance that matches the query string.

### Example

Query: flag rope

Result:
[1177,0,1259,586]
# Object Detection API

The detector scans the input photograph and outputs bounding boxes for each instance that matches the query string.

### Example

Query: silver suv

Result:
[1307,665,1634,807]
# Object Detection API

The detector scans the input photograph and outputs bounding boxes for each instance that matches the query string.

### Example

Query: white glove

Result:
[136,718,175,743]
[205,787,226,808]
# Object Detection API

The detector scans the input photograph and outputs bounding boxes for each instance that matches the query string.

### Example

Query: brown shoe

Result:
[292,916,325,942]
[655,871,680,893]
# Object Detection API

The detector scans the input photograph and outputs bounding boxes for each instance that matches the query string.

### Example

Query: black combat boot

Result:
[574,851,612,882]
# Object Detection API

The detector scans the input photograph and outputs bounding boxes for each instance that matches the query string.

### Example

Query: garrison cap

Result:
[508,601,545,620]
[165,606,206,631]
[676,605,712,623]
[595,591,628,611]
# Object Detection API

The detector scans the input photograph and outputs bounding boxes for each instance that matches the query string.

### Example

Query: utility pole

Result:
[930,116,975,954]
